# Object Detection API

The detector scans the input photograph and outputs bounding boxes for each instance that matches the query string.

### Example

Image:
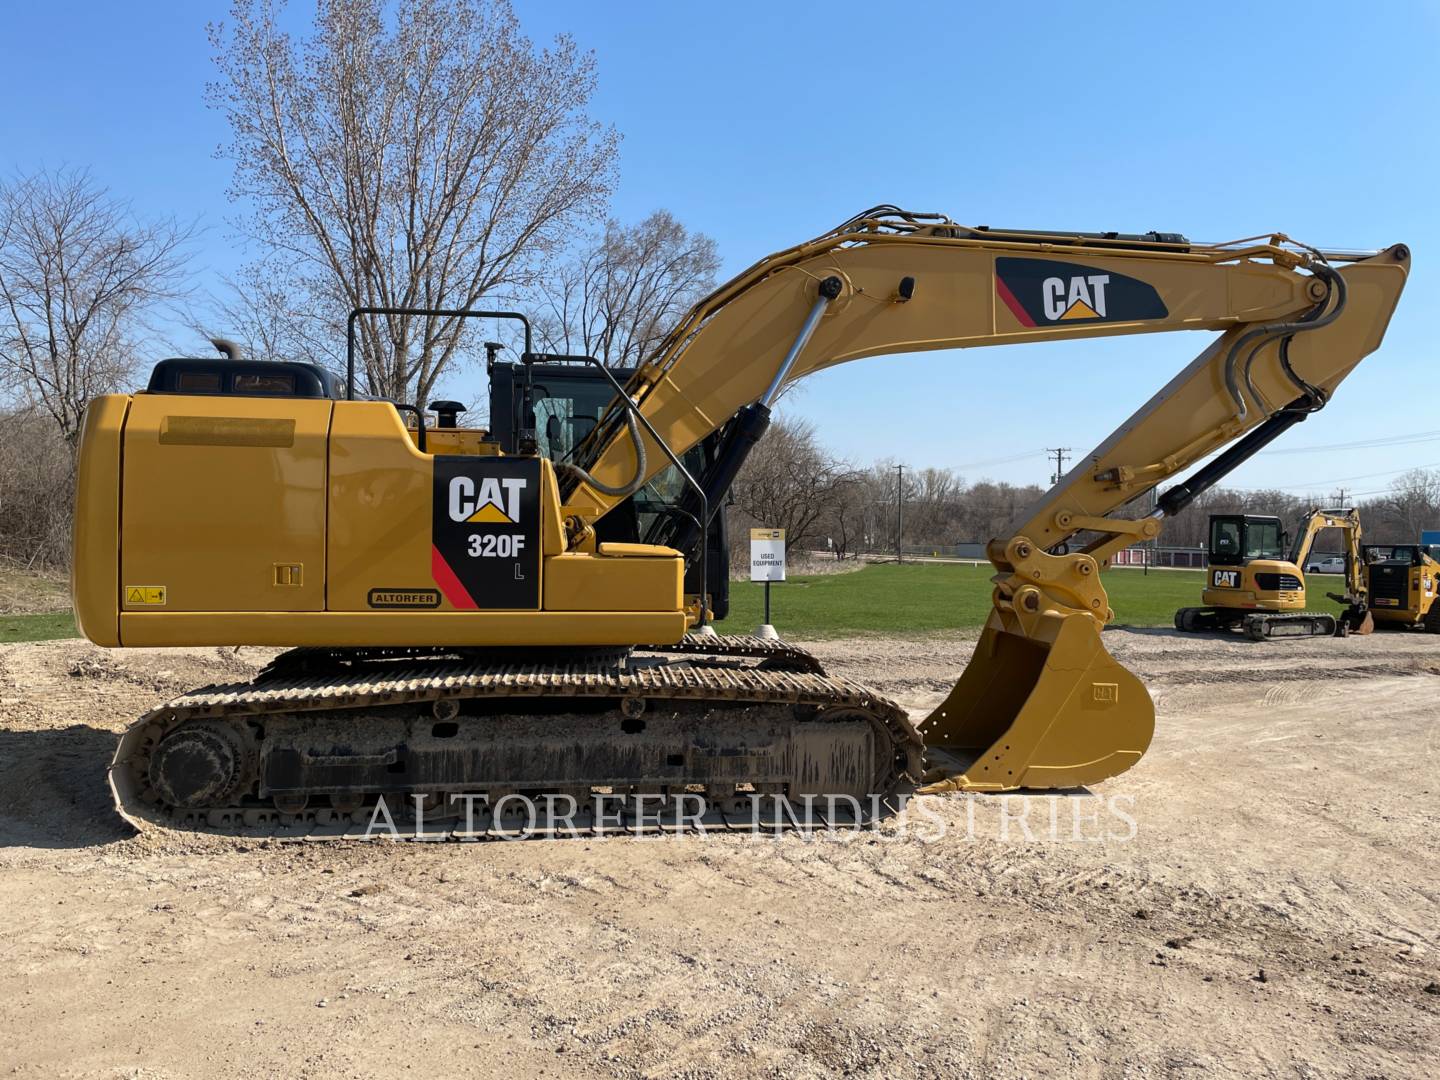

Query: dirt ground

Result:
[1,629,1437,1079]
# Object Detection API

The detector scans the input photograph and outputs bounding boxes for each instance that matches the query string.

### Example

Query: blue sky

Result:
[2,1,1437,496]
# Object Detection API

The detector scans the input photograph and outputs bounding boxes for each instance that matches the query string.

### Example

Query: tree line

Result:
[726,418,1440,568]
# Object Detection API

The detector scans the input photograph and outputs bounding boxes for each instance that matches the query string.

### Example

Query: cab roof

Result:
[146,357,344,399]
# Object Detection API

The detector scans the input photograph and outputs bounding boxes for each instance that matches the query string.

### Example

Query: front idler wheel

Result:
[148,720,255,809]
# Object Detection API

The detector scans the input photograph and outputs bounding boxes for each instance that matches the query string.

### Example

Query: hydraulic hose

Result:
[1224,263,1346,420]
[1275,265,1345,409]
[555,404,649,498]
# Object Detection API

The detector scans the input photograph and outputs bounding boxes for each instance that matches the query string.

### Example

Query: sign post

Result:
[749,528,786,639]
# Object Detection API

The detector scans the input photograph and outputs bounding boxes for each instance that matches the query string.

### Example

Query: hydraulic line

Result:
[555,405,648,498]
[1224,263,1346,419]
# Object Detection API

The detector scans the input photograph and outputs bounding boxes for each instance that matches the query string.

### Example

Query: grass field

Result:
[717,562,1349,638]
[0,611,77,643]
[0,568,74,643]
[0,564,1351,644]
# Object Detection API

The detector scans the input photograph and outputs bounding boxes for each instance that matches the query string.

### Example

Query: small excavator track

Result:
[111,638,921,840]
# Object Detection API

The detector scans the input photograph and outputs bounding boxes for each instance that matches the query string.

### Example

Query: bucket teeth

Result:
[917,612,1154,792]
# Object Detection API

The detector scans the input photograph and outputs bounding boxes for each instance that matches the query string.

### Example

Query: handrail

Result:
[345,306,534,400]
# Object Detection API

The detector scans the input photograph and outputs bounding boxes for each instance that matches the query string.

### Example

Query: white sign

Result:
[750,528,786,582]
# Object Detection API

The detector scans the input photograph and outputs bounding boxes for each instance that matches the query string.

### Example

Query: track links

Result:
[111,644,921,841]
[256,634,826,679]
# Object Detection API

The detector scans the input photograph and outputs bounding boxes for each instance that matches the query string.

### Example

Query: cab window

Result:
[233,372,296,395]
[532,380,610,461]
[176,371,222,393]
[1210,520,1241,557]
[1244,521,1282,560]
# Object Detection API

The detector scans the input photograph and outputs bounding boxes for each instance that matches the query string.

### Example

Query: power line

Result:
[1227,460,1440,493]
[944,426,1440,478]
[951,447,1049,471]
[1258,428,1440,456]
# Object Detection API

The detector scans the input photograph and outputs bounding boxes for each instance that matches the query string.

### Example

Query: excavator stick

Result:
[917,611,1153,793]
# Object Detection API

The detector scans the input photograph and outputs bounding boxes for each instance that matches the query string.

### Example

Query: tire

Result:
[1424,604,1440,634]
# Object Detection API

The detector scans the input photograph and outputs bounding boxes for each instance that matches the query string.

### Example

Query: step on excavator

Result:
[72,207,1409,836]
[1175,508,1373,639]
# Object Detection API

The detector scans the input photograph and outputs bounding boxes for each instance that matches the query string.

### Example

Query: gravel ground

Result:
[1,629,1437,1078]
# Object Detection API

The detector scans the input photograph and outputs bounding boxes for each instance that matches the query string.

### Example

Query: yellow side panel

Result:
[120,395,331,613]
[543,552,683,613]
[328,404,569,613]
[327,402,434,613]
[72,394,131,646]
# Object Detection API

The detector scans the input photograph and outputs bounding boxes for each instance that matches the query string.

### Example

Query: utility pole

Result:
[1047,447,1072,486]
[1333,487,1348,506]
[895,464,905,564]
[1146,486,1158,576]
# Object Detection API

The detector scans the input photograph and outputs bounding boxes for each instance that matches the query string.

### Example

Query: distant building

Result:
[1110,545,1207,569]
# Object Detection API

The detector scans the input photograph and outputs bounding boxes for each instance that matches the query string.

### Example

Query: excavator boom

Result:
[563,208,1409,791]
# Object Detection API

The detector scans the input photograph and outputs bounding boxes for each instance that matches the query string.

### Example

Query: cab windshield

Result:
[1243,520,1282,560]
[1210,517,1282,563]
[1366,545,1419,564]
[529,372,703,542]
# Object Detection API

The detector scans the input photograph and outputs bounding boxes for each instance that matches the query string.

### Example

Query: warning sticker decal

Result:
[124,586,167,606]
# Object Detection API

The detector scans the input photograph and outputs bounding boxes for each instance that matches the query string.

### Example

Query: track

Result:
[110,637,923,840]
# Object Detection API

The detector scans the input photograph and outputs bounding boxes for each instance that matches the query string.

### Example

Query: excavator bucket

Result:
[1340,606,1375,636]
[917,611,1154,793]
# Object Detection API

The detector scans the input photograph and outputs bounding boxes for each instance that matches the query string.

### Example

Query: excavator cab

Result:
[1200,514,1303,618]
[1207,514,1285,567]
[488,359,730,618]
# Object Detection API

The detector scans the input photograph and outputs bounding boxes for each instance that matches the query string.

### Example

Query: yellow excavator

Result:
[1174,508,1372,639]
[71,207,1409,835]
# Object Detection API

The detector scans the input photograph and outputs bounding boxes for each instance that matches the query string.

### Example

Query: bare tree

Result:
[0,168,191,447]
[729,418,861,553]
[199,259,333,365]
[209,0,619,402]
[534,210,720,366]
[1366,469,1440,542]
[0,406,77,567]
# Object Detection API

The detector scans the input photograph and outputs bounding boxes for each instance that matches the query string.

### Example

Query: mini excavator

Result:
[72,207,1409,834]
[1175,508,1372,639]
